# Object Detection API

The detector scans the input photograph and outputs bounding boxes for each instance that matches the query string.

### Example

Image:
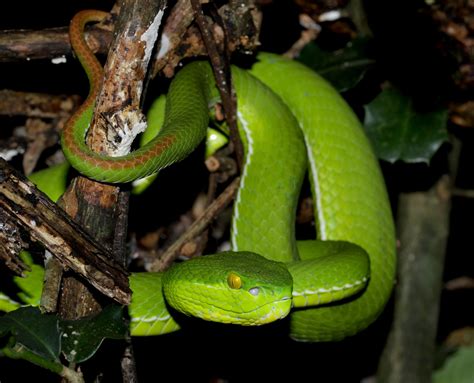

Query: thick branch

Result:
[57,3,166,381]
[377,175,451,383]
[0,158,130,304]
[0,26,112,62]
[0,2,260,80]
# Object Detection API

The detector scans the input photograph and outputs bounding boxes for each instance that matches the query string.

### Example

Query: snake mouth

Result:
[252,295,292,312]
[175,293,292,326]
[200,295,293,325]
[254,296,292,324]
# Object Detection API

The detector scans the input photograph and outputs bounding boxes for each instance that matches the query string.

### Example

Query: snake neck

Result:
[69,10,107,106]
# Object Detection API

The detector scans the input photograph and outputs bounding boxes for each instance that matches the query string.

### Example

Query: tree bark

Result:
[377,175,451,383]
[56,0,167,380]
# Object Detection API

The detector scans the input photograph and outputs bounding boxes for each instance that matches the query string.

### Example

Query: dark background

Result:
[1,0,472,381]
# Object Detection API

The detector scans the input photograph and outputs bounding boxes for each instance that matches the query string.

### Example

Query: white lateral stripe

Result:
[292,276,368,297]
[302,131,327,239]
[130,314,171,323]
[231,111,254,250]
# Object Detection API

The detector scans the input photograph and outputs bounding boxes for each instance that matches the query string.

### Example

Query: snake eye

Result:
[227,272,242,289]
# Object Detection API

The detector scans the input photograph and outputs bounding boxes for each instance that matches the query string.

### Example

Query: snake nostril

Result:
[249,287,260,296]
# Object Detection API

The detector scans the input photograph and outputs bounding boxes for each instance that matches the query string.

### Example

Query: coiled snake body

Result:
[58,10,396,342]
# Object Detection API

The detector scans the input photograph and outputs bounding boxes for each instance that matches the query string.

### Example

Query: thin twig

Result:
[149,177,241,272]
[445,276,474,290]
[452,188,474,198]
[190,0,243,171]
[283,14,320,58]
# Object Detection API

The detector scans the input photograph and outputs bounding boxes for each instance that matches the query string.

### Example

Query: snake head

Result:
[162,252,293,326]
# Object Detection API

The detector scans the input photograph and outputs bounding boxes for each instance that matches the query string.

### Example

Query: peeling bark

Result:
[0,158,130,304]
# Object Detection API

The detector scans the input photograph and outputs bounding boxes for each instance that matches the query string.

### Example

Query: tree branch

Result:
[150,176,240,272]
[377,175,451,383]
[0,158,130,304]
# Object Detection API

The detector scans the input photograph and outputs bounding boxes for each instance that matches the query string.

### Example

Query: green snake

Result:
[50,10,397,342]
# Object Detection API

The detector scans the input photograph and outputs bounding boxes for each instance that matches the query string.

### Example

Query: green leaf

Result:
[0,251,44,313]
[363,88,449,163]
[434,345,474,383]
[14,251,45,306]
[28,161,70,203]
[60,305,127,363]
[2,342,64,374]
[0,292,21,312]
[298,38,375,92]
[0,306,60,363]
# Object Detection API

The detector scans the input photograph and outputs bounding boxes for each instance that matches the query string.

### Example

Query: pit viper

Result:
[48,10,396,342]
